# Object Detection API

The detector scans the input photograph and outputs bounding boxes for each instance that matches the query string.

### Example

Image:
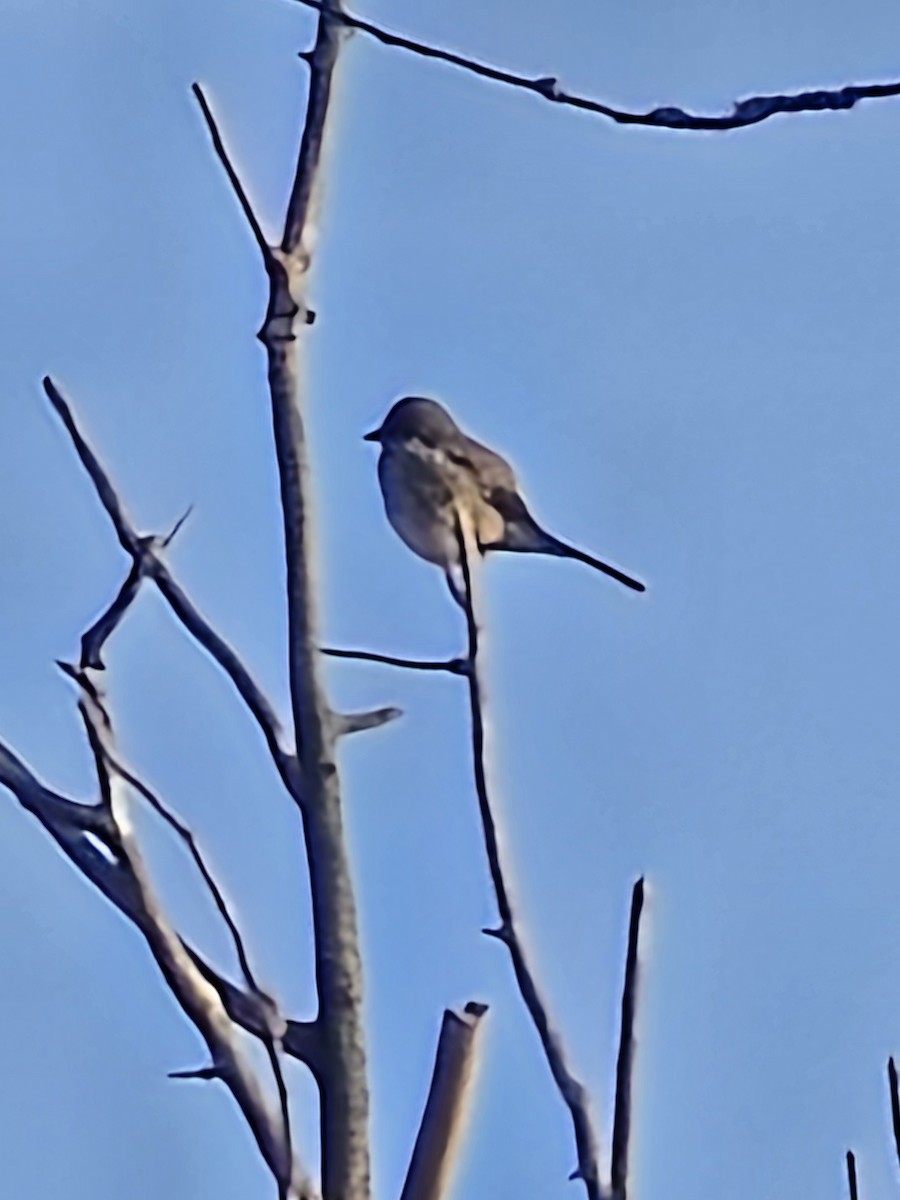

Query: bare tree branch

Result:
[42,376,296,793]
[0,709,314,1200]
[454,513,604,1200]
[190,1,370,1195]
[400,1003,488,1200]
[290,0,900,134]
[333,706,403,737]
[82,688,303,1157]
[71,669,301,1200]
[283,0,345,258]
[610,878,645,1200]
[192,83,275,267]
[323,646,468,675]
[846,1150,859,1200]
[888,1058,900,1180]
[81,560,145,669]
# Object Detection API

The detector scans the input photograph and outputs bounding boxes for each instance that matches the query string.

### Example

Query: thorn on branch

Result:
[169,1065,223,1082]
[334,706,403,736]
[481,923,511,944]
[533,76,560,100]
[463,1001,489,1019]
[161,504,194,548]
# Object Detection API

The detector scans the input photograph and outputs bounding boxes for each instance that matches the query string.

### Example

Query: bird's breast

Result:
[377,446,463,568]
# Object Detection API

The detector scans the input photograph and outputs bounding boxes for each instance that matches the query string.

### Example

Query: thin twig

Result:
[0,717,313,1199]
[69,668,298,1200]
[454,513,603,1200]
[192,84,274,266]
[400,1003,488,1200]
[81,559,145,669]
[333,706,403,736]
[323,646,467,675]
[290,0,900,133]
[110,748,260,997]
[610,879,645,1199]
[43,376,138,556]
[888,1058,900,1179]
[42,377,295,793]
[846,1150,859,1200]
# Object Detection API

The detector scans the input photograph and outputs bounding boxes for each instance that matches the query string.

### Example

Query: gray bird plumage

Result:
[364,396,645,603]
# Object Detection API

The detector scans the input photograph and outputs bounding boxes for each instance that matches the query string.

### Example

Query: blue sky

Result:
[2,1,900,1197]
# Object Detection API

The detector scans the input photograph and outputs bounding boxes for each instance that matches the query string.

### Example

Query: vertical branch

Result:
[195,5,365,1194]
[400,1003,488,1200]
[283,0,344,256]
[888,1058,900,1180]
[262,4,369,1198]
[610,878,645,1198]
[454,515,604,1200]
[845,1150,859,1200]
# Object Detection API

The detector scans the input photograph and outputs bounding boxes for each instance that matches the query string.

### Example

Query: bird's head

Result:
[364,396,460,446]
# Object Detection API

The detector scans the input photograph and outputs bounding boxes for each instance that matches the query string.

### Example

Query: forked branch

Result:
[42,376,295,792]
[195,4,371,1196]
[0,682,313,1200]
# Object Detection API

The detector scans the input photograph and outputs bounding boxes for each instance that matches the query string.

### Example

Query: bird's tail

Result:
[550,536,646,592]
[509,526,646,593]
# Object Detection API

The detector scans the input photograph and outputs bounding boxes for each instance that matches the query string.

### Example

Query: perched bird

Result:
[364,396,645,604]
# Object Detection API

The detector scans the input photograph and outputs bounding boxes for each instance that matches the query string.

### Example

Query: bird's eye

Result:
[448,451,475,470]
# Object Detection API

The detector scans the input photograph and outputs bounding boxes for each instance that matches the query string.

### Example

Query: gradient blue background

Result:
[2,1,899,1196]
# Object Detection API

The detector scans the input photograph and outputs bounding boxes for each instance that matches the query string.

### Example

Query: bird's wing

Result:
[447,435,537,550]
[448,436,516,492]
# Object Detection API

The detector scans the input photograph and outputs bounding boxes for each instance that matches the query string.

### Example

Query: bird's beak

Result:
[363,426,382,442]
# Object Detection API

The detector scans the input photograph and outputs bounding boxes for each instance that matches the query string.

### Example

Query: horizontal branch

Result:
[333,706,403,737]
[323,646,468,675]
[291,0,900,133]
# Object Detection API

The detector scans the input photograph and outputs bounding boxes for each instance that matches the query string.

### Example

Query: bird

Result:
[364,396,645,605]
